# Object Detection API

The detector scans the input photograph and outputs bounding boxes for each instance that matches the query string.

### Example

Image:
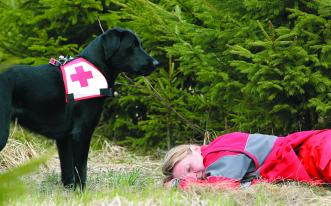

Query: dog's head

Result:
[100,28,159,76]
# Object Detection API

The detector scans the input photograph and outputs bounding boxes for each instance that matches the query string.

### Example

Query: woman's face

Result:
[172,145,205,180]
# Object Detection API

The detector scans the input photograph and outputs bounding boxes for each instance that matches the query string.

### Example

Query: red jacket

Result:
[176,130,331,189]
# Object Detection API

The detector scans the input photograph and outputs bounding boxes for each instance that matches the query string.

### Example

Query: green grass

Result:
[12,170,239,206]
[9,170,330,206]
[1,127,331,205]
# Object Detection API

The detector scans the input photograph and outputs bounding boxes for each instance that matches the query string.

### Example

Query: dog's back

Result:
[0,64,71,139]
[0,68,14,150]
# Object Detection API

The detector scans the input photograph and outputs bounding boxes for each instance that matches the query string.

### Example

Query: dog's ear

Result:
[101,28,122,59]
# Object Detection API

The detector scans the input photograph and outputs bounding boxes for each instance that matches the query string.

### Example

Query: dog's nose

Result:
[152,59,160,67]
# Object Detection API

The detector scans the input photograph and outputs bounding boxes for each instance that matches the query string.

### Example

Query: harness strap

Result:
[100,88,113,97]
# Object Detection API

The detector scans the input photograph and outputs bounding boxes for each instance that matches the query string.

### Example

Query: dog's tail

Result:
[0,72,12,151]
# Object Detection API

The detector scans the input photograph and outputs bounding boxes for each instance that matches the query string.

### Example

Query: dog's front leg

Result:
[56,138,75,189]
[69,100,103,190]
[72,133,92,190]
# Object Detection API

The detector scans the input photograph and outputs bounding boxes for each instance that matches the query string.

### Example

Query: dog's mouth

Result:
[141,63,161,76]
[121,58,159,76]
[134,60,159,76]
[138,67,157,76]
[142,59,159,75]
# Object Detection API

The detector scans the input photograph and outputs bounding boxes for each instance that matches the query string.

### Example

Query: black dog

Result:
[0,28,159,189]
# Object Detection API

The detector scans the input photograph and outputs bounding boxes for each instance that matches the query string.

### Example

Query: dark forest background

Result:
[0,0,330,151]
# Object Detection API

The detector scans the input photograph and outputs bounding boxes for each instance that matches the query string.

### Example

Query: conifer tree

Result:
[102,0,330,149]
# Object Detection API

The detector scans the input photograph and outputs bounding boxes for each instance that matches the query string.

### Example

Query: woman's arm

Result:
[164,176,242,190]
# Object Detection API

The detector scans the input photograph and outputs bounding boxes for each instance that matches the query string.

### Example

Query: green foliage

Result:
[0,152,52,205]
[0,0,104,65]
[101,0,330,148]
[228,6,331,132]
[0,0,330,150]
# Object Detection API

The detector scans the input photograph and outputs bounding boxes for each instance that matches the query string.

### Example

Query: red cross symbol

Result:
[70,66,93,87]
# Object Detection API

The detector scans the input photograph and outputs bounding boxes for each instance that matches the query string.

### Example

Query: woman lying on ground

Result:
[162,129,331,189]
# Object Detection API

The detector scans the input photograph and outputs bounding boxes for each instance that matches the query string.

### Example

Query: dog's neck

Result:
[78,41,119,88]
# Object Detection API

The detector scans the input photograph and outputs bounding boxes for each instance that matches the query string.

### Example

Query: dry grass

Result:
[89,140,162,178]
[1,128,331,205]
[0,138,39,169]
[0,124,51,171]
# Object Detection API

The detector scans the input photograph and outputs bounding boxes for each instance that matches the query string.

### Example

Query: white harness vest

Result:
[60,58,109,102]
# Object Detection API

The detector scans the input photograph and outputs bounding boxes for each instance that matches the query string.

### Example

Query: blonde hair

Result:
[162,144,195,183]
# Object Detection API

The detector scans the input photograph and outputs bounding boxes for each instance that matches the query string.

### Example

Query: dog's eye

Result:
[131,43,136,49]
